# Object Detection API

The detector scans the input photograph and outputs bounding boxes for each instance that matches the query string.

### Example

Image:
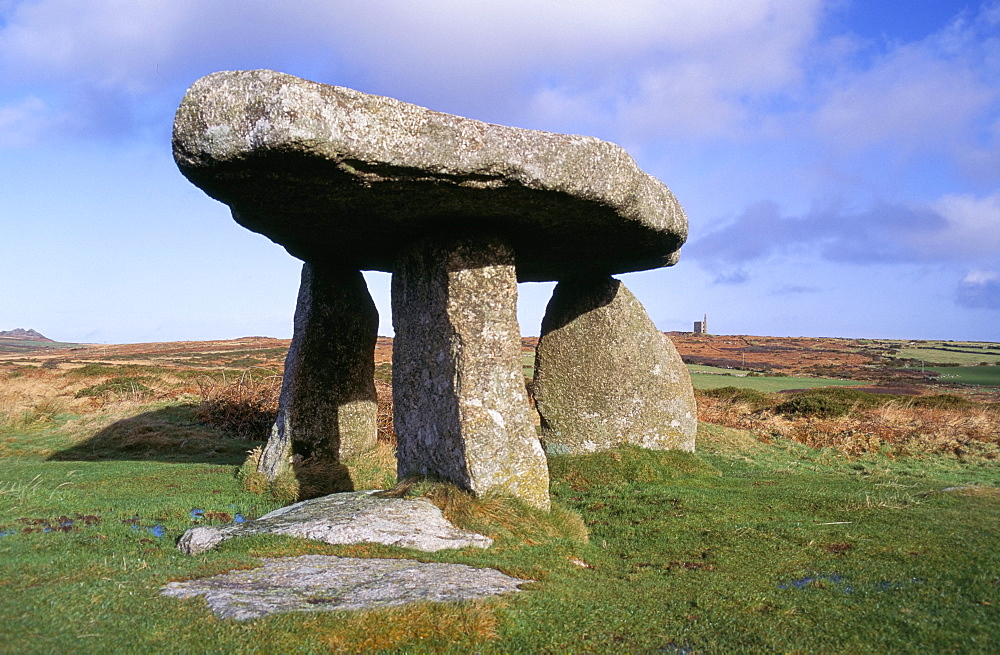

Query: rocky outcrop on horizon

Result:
[0,328,52,341]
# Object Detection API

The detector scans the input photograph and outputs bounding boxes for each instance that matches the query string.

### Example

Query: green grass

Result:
[1,404,997,652]
[687,363,749,376]
[67,363,170,378]
[523,352,535,379]
[691,371,865,392]
[894,345,1000,366]
[929,366,1000,387]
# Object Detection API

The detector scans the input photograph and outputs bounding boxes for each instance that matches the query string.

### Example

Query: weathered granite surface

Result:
[258,264,378,486]
[172,69,687,281]
[176,491,492,555]
[533,277,697,453]
[392,236,549,510]
[161,555,529,621]
[173,70,696,513]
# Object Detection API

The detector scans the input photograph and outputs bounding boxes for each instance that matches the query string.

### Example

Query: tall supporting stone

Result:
[392,235,550,510]
[258,263,379,489]
[533,276,697,454]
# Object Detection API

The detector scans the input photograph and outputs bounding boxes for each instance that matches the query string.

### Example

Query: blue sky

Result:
[1,0,998,343]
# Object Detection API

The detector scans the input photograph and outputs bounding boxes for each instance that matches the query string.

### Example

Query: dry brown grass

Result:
[318,599,503,652]
[375,379,394,444]
[194,374,394,445]
[195,370,281,440]
[0,364,202,428]
[0,368,90,429]
[697,393,1000,457]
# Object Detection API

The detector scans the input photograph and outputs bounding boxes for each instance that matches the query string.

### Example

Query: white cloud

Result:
[814,4,1000,163]
[816,47,995,152]
[962,269,999,285]
[928,192,1000,258]
[0,95,57,146]
[956,268,1000,309]
[525,0,823,139]
[687,190,1000,283]
[1,0,185,91]
[0,0,827,142]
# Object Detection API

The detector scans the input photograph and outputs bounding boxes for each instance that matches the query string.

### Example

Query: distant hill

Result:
[0,328,53,341]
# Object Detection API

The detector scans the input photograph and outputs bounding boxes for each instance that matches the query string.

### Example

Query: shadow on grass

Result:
[48,404,259,465]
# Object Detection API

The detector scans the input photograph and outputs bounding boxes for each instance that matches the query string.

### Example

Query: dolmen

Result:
[173,70,697,510]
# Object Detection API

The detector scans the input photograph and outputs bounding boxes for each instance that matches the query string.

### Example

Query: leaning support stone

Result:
[392,235,550,510]
[533,276,697,454]
[258,263,378,493]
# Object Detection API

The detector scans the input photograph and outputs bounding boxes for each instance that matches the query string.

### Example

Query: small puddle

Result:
[778,573,924,594]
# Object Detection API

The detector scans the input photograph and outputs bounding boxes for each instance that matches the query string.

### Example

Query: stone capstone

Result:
[533,276,697,453]
[175,490,493,556]
[392,235,549,510]
[172,69,687,281]
[257,264,378,487]
[161,555,529,621]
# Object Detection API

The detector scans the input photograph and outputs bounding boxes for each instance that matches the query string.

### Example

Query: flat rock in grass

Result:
[176,490,492,555]
[172,69,687,282]
[161,555,530,621]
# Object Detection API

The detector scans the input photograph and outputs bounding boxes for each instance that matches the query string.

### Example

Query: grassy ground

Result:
[690,372,865,392]
[487,355,866,392]
[929,366,1000,387]
[1,398,997,652]
[688,364,750,376]
[893,344,1000,366]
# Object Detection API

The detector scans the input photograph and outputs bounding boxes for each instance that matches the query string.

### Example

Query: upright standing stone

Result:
[258,264,379,488]
[392,235,549,510]
[533,277,697,454]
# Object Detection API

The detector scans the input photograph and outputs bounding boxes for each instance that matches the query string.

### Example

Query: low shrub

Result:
[775,394,852,418]
[66,363,167,378]
[699,386,773,410]
[66,363,117,377]
[911,394,977,411]
[203,373,392,444]
[698,384,999,457]
[796,387,888,407]
[74,376,153,399]
[196,371,280,440]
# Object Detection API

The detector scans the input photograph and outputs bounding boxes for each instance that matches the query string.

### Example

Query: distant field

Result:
[0,339,88,354]
[891,342,1000,365]
[929,366,1000,387]
[689,372,864,392]
[687,364,747,377]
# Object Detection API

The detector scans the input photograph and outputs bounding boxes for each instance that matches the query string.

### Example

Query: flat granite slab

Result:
[177,490,493,555]
[173,69,687,281]
[161,555,530,621]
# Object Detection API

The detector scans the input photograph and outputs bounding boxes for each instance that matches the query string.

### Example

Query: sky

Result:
[1,0,998,344]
